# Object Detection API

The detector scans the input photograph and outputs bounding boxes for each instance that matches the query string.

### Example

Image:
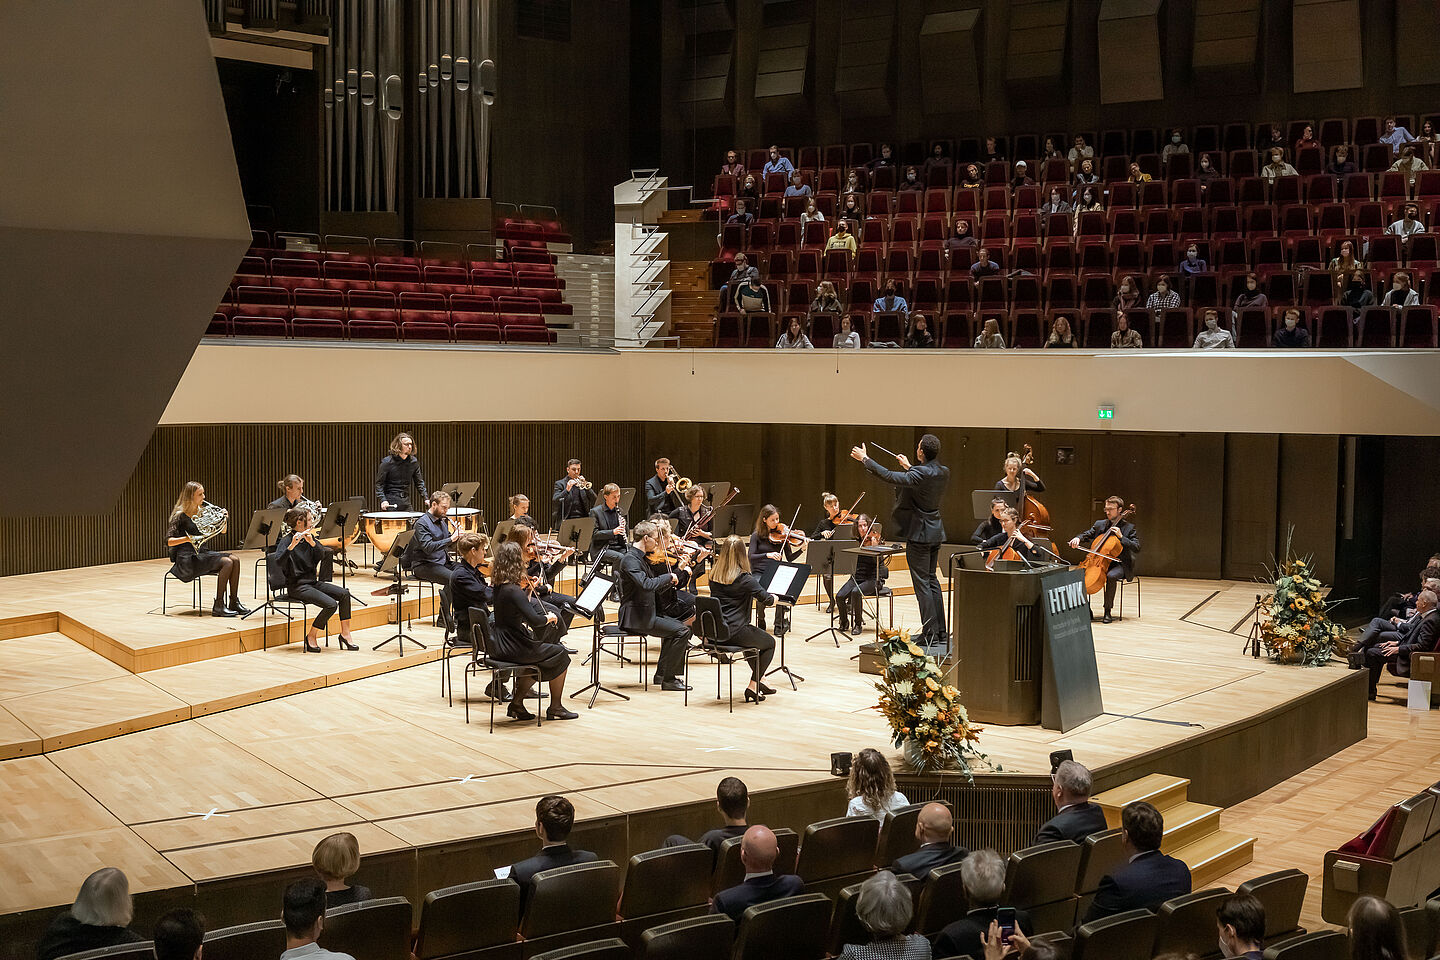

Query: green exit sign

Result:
[1098,406,1115,421]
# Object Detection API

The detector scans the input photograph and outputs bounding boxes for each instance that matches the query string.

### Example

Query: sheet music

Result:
[575,575,614,615]
[767,564,800,597]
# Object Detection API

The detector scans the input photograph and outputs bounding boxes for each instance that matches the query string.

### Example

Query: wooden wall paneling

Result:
[1277,435,1339,582]
[1395,0,1440,88]
[1090,433,1182,577]
[935,428,1004,543]
[760,424,829,522]
[1097,0,1164,103]
[1222,434,1279,581]
[1004,0,1069,96]
[834,0,895,118]
[1174,434,1226,580]
[1292,0,1362,93]
[917,8,982,116]
[1192,0,1261,93]
[1011,431,1097,558]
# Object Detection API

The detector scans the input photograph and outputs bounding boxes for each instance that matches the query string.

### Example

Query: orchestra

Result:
[620,521,693,692]
[645,457,685,516]
[166,481,247,617]
[835,514,889,636]
[589,483,627,560]
[552,458,597,528]
[706,536,779,702]
[269,508,358,652]
[749,505,803,631]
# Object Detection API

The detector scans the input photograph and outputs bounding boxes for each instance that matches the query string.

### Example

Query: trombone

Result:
[668,464,693,497]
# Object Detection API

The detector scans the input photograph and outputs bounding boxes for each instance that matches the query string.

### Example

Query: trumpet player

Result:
[166,481,247,617]
[270,508,358,653]
[408,490,461,634]
[552,458,597,528]
[645,457,685,516]
[589,483,627,561]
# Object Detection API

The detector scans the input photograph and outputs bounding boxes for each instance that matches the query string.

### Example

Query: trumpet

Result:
[575,476,593,490]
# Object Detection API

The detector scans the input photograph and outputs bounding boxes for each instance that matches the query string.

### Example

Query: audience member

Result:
[726,198,754,228]
[1390,144,1429,185]
[1294,124,1319,155]
[1147,276,1180,316]
[1042,137,1063,161]
[1341,270,1376,310]
[710,825,805,922]
[839,193,863,228]
[1329,239,1364,280]
[981,926,1059,960]
[891,802,966,879]
[1127,162,1152,184]
[827,221,858,260]
[734,272,770,314]
[1382,271,1420,308]
[1346,895,1410,960]
[1179,243,1209,275]
[810,280,843,318]
[933,850,1032,960]
[281,877,355,960]
[776,316,814,349]
[975,318,1007,349]
[1037,187,1071,231]
[1232,273,1268,321]
[717,253,759,313]
[844,169,867,196]
[945,219,979,255]
[1216,893,1266,960]
[153,909,205,960]
[1329,145,1357,177]
[905,315,935,349]
[1385,203,1426,242]
[1262,147,1298,183]
[959,164,983,189]
[312,832,372,907]
[1114,275,1142,313]
[1194,308,1236,349]
[1068,135,1094,174]
[1378,563,1440,620]
[1044,315,1077,348]
[846,747,909,818]
[1161,129,1190,165]
[1074,185,1102,215]
[1360,588,1437,700]
[984,136,1006,164]
[1082,800,1192,922]
[839,870,931,960]
[1073,158,1100,193]
[834,315,862,349]
[1272,308,1311,348]
[737,173,760,206]
[1420,119,1438,143]
[1195,153,1221,186]
[720,150,744,177]
[900,166,924,191]
[1111,312,1144,348]
[1380,116,1416,155]
[873,281,910,317]
[1036,760,1108,842]
[970,247,1001,278]
[784,171,812,198]
[800,199,825,228]
[1263,125,1287,157]
[510,795,598,911]
[37,868,143,960]
[1010,161,1034,188]
[762,145,794,178]
[871,143,897,170]
[922,142,950,178]
[666,775,749,859]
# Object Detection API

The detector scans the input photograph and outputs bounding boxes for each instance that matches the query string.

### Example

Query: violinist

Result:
[620,521,692,692]
[812,493,845,612]
[980,508,1047,566]
[269,508,358,653]
[589,483,628,561]
[489,541,577,722]
[1068,496,1141,623]
[749,505,803,630]
[646,515,698,625]
[971,497,1008,546]
[451,532,508,702]
[835,514,889,636]
[706,536,779,702]
[508,494,537,530]
[552,459,597,527]
[510,524,578,630]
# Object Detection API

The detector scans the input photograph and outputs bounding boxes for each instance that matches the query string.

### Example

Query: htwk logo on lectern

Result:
[1047,580,1087,615]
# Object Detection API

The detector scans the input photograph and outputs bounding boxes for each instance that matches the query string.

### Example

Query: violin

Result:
[767,523,810,548]
[833,492,866,525]
[1077,504,1137,595]
[859,519,883,547]
[1018,444,1053,534]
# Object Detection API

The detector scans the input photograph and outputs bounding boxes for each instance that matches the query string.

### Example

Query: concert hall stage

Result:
[0,559,1366,956]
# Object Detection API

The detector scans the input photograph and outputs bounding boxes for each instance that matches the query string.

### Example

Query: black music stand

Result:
[557,517,595,594]
[566,572,627,708]
[938,542,974,654]
[811,523,856,610]
[491,519,519,548]
[373,530,425,653]
[618,486,636,516]
[974,489,1019,518]
[762,561,812,688]
[318,498,367,601]
[803,541,857,647]
[240,508,287,607]
[845,543,904,643]
[440,481,480,508]
[711,503,755,539]
[706,481,731,503]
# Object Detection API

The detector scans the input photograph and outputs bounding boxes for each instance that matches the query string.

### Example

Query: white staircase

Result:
[555,253,614,345]
[613,169,675,347]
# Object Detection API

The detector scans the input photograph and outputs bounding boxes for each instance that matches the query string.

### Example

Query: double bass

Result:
[1017,445,1052,535]
[1075,503,1137,595]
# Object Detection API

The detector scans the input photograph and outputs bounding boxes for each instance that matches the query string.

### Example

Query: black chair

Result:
[521,860,622,944]
[1071,908,1158,960]
[795,816,881,894]
[463,611,544,730]
[913,859,968,935]
[1237,869,1308,943]
[1261,930,1348,960]
[202,920,288,960]
[531,939,632,960]
[1153,887,1232,959]
[1399,902,1437,960]
[441,605,492,705]
[1006,840,1083,933]
[873,802,927,868]
[617,843,713,941]
[825,876,918,955]
[713,828,799,894]
[638,913,735,960]
[1075,828,1126,926]
[321,896,412,960]
[161,567,206,614]
[55,945,155,960]
[732,893,832,960]
[684,596,759,712]
[413,878,522,960]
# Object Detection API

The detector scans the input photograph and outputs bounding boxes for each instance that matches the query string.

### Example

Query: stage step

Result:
[1171,831,1258,889]
[1157,800,1223,852]
[1093,772,1255,887]
[1094,773,1192,824]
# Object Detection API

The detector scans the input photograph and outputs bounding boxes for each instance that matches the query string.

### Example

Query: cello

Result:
[1076,503,1137,595]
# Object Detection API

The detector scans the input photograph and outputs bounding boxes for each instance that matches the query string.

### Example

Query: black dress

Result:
[491,583,571,680]
[707,574,777,681]
[167,513,228,582]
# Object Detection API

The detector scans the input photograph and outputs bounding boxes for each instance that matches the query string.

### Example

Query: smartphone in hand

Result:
[997,906,1016,946]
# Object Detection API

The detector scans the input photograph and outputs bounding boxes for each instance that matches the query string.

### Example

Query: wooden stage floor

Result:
[0,558,1384,930]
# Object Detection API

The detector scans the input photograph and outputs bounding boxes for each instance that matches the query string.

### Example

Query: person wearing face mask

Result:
[1196,153,1220,185]
[1272,308,1311,348]
[825,221,858,262]
[899,165,924,191]
[725,198,754,228]
[1215,894,1266,960]
[1389,143,1429,186]
[1294,124,1318,156]
[1179,244,1208,276]
[1383,270,1420,308]
[839,193,863,232]
[783,170,811,199]
[1385,202,1426,243]
[1328,144,1356,177]
[1073,186,1102,220]
[1231,272,1267,323]
[761,144,793,178]
[1145,275,1179,316]
[799,199,825,229]
[1340,269,1376,310]
[1193,308,1236,349]
[1113,275,1142,313]
[1160,129,1189,166]
[872,280,910,318]
[1037,187,1071,231]
[1261,147,1298,183]
[843,169,867,197]
[737,174,759,207]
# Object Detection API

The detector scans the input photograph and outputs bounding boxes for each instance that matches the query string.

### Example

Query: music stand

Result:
[973,489,1018,518]
[440,481,480,508]
[491,519,520,549]
[812,523,857,609]
[319,498,367,600]
[240,508,287,610]
[373,530,425,653]
[710,503,755,539]
[557,517,595,593]
[845,543,904,643]
[762,561,812,688]
[618,486,636,516]
[706,481,731,503]
[567,572,626,708]
[803,541,857,647]
[937,543,973,661]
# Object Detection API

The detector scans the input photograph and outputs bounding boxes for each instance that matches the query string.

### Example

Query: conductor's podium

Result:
[947,558,1103,731]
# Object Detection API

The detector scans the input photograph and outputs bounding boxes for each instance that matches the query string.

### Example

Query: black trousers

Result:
[289,581,352,629]
[1365,646,1400,697]
[726,623,776,681]
[906,541,944,640]
[650,615,692,682]
[411,561,455,622]
[837,576,883,626]
[1100,566,1124,613]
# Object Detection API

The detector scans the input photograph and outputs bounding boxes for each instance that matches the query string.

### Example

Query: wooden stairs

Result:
[670,259,718,347]
[1093,773,1256,888]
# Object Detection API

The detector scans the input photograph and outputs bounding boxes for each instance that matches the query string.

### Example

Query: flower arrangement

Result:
[1258,535,1345,666]
[872,627,995,778]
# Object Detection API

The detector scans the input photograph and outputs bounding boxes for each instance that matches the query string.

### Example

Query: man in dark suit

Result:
[619,520,692,691]
[892,802,967,880]
[933,849,1031,959]
[1036,760,1109,845]
[664,776,749,861]
[1067,496,1140,623]
[710,825,805,923]
[1082,800,1191,923]
[1216,893,1266,960]
[588,484,627,561]
[509,795,598,913]
[645,458,684,516]
[851,433,950,646]
[1365,588,1438,701]
[552,459,597,528]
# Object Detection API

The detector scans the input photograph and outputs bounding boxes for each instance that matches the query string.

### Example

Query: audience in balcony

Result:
[784,171,812,198]
[153,909,205,960]
[1074,185,1102,217]
[1380,116,1416,155]
[1341,270,1376,311]
[1083,800,1191,922]
[1196,153,1221,186]
[1073,158,1100,195]
[1389,143,1429,185]
[1010,161,1034,189]
[870,143,897,171]
[900,167,925,192]
[1068,135,1094,174]
[1127,162,1152,184]
[726,198,755,228]
[844,169,867,196]
[933,849,1032,960]
[982,929,1058,960]
[1382,271,1420,309]
[1215,893,1267,960]
[1263,125,1288,158]
[721,150,744,177]
[282,877,355,960]
[762,145,794,178]
[1036,760,1108,842]
[1147,276,1180,316]
[960,164,984,189]
[810,281,843,318]
[1232,273,1268,321]
[846,747,909,818]
[839,193,864,229]
[511,795,598,911]
[1329,240,1364,281]
[945,219,979,255]
[37,868,143,960]
[801,199,825,229]
[839,870,932,960]
[665,775,749,859]
[735,274,772,315]
[1347,895,1411,960]
[1037,187,1071,231]
[1273,308,1312,348]
[738,174,760,207]
[1294,124,1319,156]
[1328,144,1357,177]
[1044,315,1077,348]
[1114,276,1143,314]
[873,281,909,317]
[971,248,1001,278]
[923,142,950,179]
[313,832,372,907]
[984,136,1006,164]
[905,315,935,349]
[1194,308,1236,349]
[1161,129,1190,166]
[975,318,1007,349]
[1262,147,1299,183]
[1111,312,1144,348]
[1042,137,1063,162]
[826,221,858,260]
[891,802,966,880]
[710,825,805,922]
[834,315,862,349]
[1179,244,1209,276]
[717,253,760,313]
[1385,202,1426,241]
[776,316,814,349]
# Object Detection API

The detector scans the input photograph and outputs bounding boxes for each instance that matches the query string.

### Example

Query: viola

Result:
[1078,504,1137,595]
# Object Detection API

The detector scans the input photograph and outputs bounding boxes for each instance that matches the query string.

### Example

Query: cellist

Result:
[1068,496,1141,623]
[980,508,1047,566]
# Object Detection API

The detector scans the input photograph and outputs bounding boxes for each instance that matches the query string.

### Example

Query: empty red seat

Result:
[232,314,288,338]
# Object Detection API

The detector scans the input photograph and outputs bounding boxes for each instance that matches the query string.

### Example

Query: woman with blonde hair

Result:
[37,868,142,960]
[973,317,1006,349]
[1044,314,1077,348]
[312,832,372,907]
[166,480,246,617]
[707,536,779,702]
[846,747,909,818]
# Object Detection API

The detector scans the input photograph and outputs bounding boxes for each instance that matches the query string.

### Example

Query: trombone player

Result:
[645,457,687,516]
[552,458,597,528]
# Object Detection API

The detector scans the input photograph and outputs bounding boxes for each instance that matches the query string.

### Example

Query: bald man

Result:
[710,825,806,922]
[891,802,968,880]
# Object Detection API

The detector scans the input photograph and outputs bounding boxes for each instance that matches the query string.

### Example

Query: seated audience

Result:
[1068,135,1094,174]
[734,273,771,315]
[959,163,983,188]
[776,316,814,349]
[1196,153,1221,184]
[984,136,1006,164]
[1037,187,1071,230]
[666,775,749,860]
[1114,275,1142,313]
[1036,760,1108,843]
[982,927,1059,960]
[1294,124,1318,155]
[1347,895,1409,960]
[1010,161,1034,188]
[933,849,1032,960]
[1381,116,1416,155]
[1179,243,1209,275]
[970,247,1001,278]
[762,144,794,178]
[511,795,598,911]
[844,169,867,196]
[1161,129,1190,165]
[281,877,355,960]
[1261,147,1298,182]
[1341,270,1376,310]
[870,143,897,170]
[800,199,825,228]
[1111,312,1144,348]
[1263,125,1288,157]
[1044,315,1077,348]
[922,142,950,178]
[839,870,931,960]
[313,832,372,907]
[1216,893,1266,960]
[1127,162,1152,184]
[892,802,967,880]
[826,221,858,260]
[1378,562,1440,620]
[710,825,805,922]
[1073,158,1100,194]
[1385,203,1426,242]
[1042,137,1063,161]
[1390,143,1429,185]
[1082,800,1192,922]
[810,280,843,318]
[726,198,754,228]
[834,315,862,350]
[839,193,864,227]
[1359,588,1437,701]
[1232,273,1268,320]
[1329,239,1364,279]
[1383,271,1420,308]
[846,746,909,818]
[1329,145,1357,177]
[37,868,143,960]
[900,166,924,191]
[737,173,760,207]
[873,281,910,318]
[905,314,936,349]
[153,909,205,960]
[1194,308,1236,349]
[975,317,1007,349]
[945,219,979,255]
[1272,308,1312,348]
[1147,275,1180,316]
[784,170,812,198]
[720,149,744,177]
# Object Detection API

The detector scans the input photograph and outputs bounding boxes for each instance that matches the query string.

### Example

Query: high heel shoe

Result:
[507,701,536,721]
[303,642,323,654]
[757,681,777,696]
[744,688,765,703]
[338,638,359,651]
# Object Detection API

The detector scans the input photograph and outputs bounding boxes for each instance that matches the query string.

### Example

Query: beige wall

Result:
[164,343,1440,436]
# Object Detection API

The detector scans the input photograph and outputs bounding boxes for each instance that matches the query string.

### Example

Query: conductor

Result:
[850,434,950,647]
